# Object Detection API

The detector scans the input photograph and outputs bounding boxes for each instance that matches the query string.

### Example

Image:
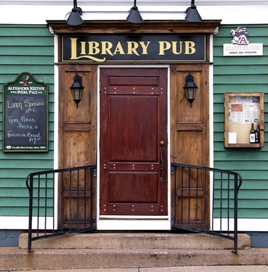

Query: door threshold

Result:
[99,215,169,219]
[97,218,171,230]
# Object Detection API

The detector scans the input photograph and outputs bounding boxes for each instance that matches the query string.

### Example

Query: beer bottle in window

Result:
[250,123,255,143]
[255,124,260,143]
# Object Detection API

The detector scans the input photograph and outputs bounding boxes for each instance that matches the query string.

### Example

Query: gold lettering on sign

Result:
[88,41,101,55]
[185,41,196,54]
[113,42,125,55]
[172,41,183,55]
[70,38,78,59]
[70,38,106,62]
[158,41,171,55]
[80,41,86,55]
[101,41,113,56]
[127,41,140,56]
[68,37,200,61]
[140,41,151,54]
[158,41,196,55]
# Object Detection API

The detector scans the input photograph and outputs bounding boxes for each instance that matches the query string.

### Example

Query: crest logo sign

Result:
[230,27,249,45]
[223,26,263,56]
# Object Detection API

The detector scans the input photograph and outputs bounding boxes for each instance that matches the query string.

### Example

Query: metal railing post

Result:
[27,175,33,253]
[233,173,239,254]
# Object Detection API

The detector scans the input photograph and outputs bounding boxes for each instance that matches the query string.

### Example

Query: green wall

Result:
[0,23,268,223]
[0,25,54,217]
[213,25,268,219]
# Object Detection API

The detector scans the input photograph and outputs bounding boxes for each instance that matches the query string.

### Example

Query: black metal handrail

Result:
[171,163,242,253]
[26,165,96,253]
[26,163,242,253]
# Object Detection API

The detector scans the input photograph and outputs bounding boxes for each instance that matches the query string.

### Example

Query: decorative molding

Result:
[47,20,222,34]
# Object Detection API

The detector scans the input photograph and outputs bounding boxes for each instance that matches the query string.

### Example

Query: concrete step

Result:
[19,232,250,250]
[8,266,268,272]
[1,232,264,271]
[0,247,268,271]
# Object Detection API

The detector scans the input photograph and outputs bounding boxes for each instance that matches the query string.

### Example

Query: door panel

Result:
[170,64,210,229]
[108,172,158,203]
[100,68,167,216]
[58,65,97,229]
[109,96,158,162]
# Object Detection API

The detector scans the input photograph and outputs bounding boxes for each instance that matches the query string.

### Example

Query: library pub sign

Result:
[62,34,206,62]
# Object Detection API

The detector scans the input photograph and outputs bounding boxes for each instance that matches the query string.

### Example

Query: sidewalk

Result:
[16,266,268,272]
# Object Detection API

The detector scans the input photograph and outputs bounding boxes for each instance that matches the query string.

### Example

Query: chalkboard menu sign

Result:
[3,72,48,152]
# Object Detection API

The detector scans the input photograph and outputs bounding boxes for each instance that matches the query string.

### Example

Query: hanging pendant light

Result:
[127,0,144,24]
[185,0,202,22]
[66,0,83,26]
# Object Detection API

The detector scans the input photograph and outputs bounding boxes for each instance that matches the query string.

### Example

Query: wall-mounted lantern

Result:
[70,72,84,108]
[183,73,198,108]
[127,0,144,23]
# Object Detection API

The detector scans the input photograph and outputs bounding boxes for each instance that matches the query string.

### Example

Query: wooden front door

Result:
[100,68,168,216]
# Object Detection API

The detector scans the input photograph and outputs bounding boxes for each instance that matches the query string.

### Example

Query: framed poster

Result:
[224,92,264,148]
[3,72,48,152]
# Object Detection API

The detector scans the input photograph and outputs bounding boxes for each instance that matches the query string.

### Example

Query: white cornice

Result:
[0,0,268,5]
[0,5,268,24]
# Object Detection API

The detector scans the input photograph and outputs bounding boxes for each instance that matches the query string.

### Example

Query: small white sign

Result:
[223,43,263,56]
[228,132,237,144]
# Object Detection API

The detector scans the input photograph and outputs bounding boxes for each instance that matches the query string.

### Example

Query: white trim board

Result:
[96,65,171,231]
[1,1,266,5]
[0,217,55,230]
[1,217,268,231]
[97,219,171,231]
[0,5,268,24]
[213,219,268,232]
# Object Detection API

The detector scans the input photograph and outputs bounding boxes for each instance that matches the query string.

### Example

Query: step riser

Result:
[19,233,250,250]
[0,233,256,271]
[0,249,267,271]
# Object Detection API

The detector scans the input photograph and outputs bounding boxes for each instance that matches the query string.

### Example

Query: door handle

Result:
[159,141,165,187]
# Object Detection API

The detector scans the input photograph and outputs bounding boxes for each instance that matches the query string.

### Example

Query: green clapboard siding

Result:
[0,24,54,217]
[213,25,268,219]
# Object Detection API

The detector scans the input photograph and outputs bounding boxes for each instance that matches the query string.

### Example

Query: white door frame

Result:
[96,65,171,230]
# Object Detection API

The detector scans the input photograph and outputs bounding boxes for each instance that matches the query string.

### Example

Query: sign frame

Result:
[224,92,264,148]
[3,72,49,152]
[61,34,206,62]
